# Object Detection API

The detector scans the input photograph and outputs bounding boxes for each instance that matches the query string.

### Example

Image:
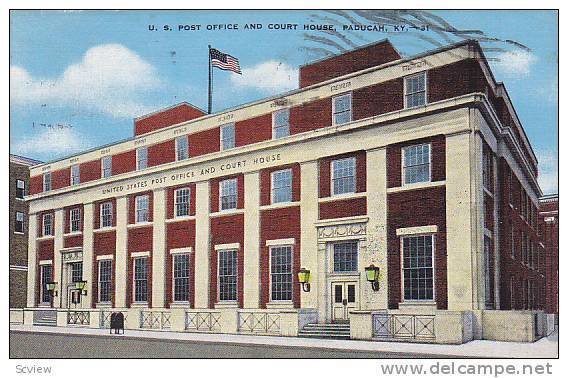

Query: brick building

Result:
[10,154,42,308]
[539,194,559,315]
[21,40,555,342]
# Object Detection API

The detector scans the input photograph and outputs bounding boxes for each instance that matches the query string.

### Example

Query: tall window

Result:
[219,178,237,211]
[510,275,515,309]
[16,179,25,199]
[273,109,290,139]
[508,170,514,205]
[220,123,235,150]
[331,157,356,195]
[402,235,434,301]
[70,208,81,233]
[15,212,24,233]
[176,135,189,161]
[43,213,53,236]
[70,262,83,283]
[271,169,292,203]
[137,146,148,170]
[135,195,149,223]
[175,188,190,217]
[71,165,80,185]
[404,72,426,108]
[40,264,53,303]
[43,172,51,192]
[270,246,293,301]
[521,231,526,264]
[333,93,352,125]
[101,156,112,178]
[484,235,494,308]
[402,144,431,185]
[173,253,190,302]
[101,202,113,228]
[98,259,112,303]
[482,147,494,192]
[133,257,148,302]
[333,241,358,273]
[218,249,237,301]
[510,223,515,259]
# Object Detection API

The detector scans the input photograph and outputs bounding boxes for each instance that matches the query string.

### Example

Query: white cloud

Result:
[493,50,537,77]
[10,44,160,118]
[536,149,558,194]
[13,127,92,156]
[231,60,298,93]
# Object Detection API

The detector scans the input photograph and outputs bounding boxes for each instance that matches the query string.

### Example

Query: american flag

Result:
[210,48,242,74]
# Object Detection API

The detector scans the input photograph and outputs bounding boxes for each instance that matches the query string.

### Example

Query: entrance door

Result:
[331,282,357,322]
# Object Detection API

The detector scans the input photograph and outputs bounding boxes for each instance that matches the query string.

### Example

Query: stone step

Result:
[302,325,350,331]
[299,322,351,340]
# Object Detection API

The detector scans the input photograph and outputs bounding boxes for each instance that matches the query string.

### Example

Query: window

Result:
[332,93,352,125]
[404,72,426,108]
[510,223,515,259]
[510,275,515,309]
[402,144,431,185]
[218,249,237,301]
[173,254,190,302]
[176,135,189,161]
[16,179,25,199]
[43,213,53,236]
[101,202,113,228]
[15,212,24,233]
[137,146,148,170]
[402,235,434,301]
[273,109,290,139]
[508,170,513,205]
[482,147,493,192]
[270,246,293,301]
[70,262,83,283]
[133,257,148,302]
[271,169,292,203]
[219,178,237,211]
[220,123,235,150]
[70,208,81,233]
[98,260,112,303]
[331,157,356,195]
[484,235,494,309]
[43,172,51,192]
[101,156,112,178]
[135,195,149,223]
[40,265,53,303]
[520,231,526,264]
[333,241,358,273]
[174,188,190,217]
[71,165,80,186]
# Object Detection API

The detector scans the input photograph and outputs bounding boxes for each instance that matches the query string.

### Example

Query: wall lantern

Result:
[46,281,58,297]
[75,280,88,295]
[297,268,311,292]
[365,264,380,291]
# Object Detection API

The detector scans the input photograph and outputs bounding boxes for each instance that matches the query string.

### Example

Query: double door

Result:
[331,281,358,322]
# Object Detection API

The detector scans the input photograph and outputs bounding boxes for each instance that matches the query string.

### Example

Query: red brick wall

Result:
[134,103,206,136]
[319,197,367,220]
[148,139,176,167]
[165,220,196,308]
[64,235,83,248]
[352,78,404,120]
[80,159,101,183]
[30,175,43,195]
[259,206,301,308]
[289,98,332,135]
[190,127,220,158]
[259,164,301,206]
[428,59,487,104]
[299,40,401,88]
[166,183,196,219]
[236,113,272,147]
[209,214,244,308]
[112,150,136,176]
[38,239,54,260]
[387,187,447,310]
[387,135,446,188]
[209,175,244,213]
[128,191,153,224]
[51,168,70,190]
[319,151,366,198]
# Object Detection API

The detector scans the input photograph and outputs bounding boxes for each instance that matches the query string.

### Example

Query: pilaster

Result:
[243,171,260,308]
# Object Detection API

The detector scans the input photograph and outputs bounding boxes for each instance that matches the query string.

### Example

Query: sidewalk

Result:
[10,324,558,358]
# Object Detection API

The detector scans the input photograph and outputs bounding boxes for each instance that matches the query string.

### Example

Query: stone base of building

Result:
[15,307,554,344]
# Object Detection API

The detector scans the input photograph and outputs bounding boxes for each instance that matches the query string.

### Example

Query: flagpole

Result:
[208,45,212,114]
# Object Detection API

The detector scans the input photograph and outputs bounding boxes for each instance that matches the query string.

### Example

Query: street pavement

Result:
[10,331,447,358]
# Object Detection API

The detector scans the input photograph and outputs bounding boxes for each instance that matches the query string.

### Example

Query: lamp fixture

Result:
[365,264,380,291]
[297,268,311,292]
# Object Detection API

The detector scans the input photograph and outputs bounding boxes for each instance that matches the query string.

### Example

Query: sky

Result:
[9,10,558,194]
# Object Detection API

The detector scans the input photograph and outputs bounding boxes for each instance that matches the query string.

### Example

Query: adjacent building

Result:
[539,194,559,315]
[22,39,556,342]
[10,154,42,308]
